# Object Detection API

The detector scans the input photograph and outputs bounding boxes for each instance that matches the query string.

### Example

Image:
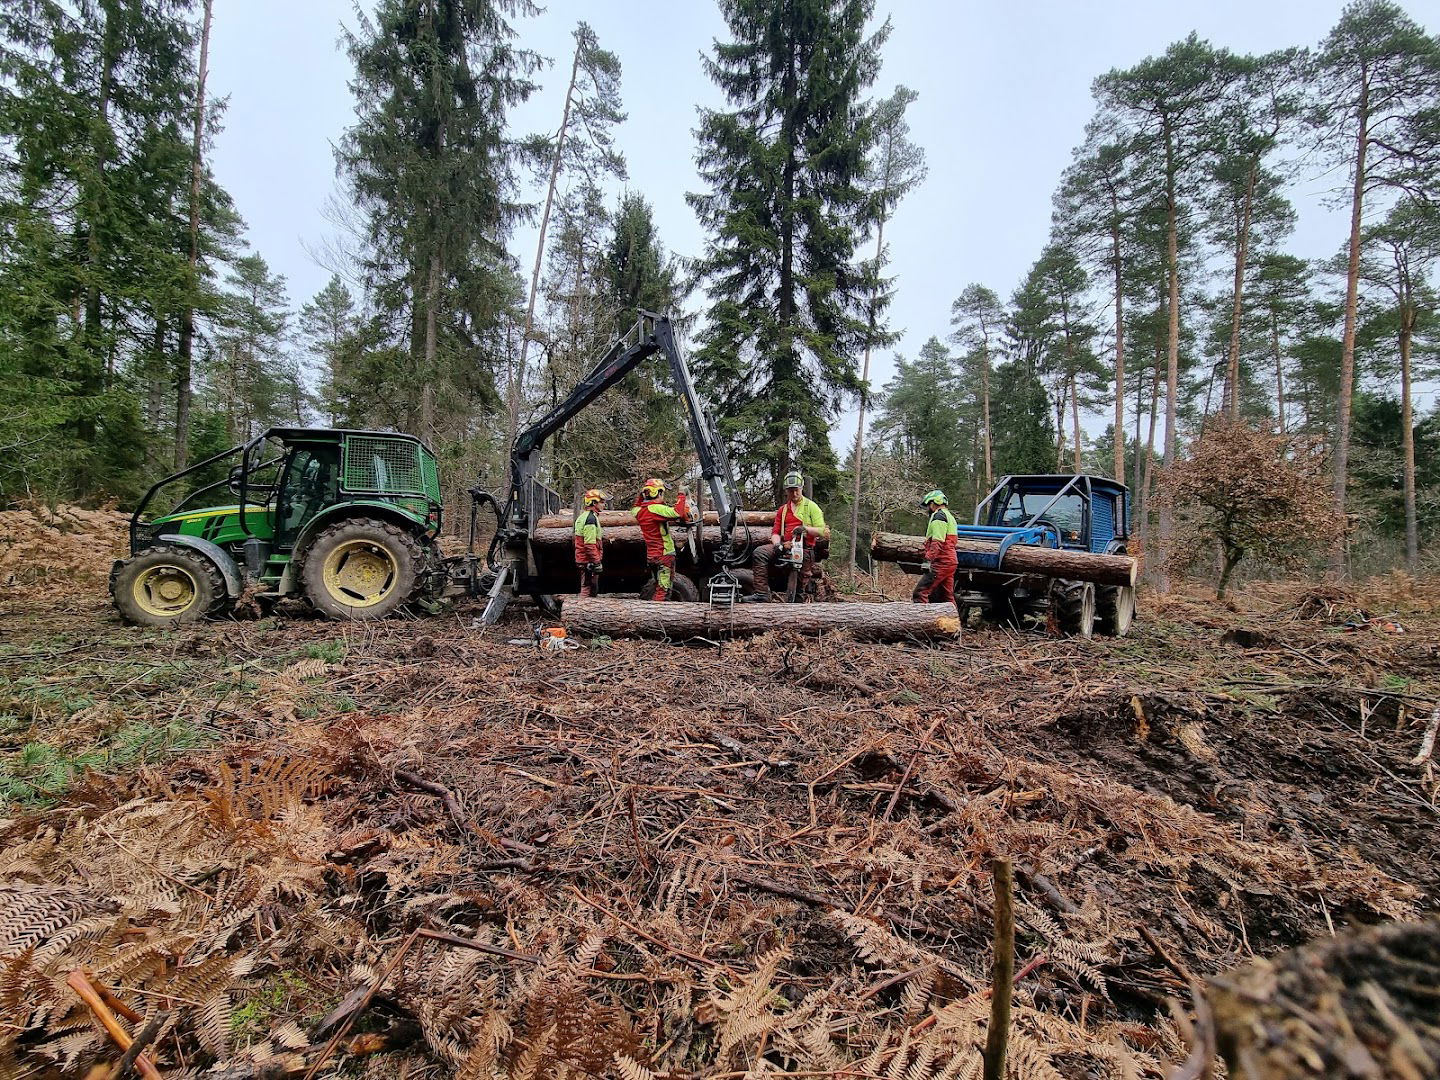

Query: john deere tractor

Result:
[111,428,450,626]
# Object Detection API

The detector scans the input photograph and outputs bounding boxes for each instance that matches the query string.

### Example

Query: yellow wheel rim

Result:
[133,564,199,618]
[321,539,397,609]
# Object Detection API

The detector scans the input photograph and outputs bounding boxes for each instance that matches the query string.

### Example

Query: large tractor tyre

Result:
[301,517,426,620]
[112,545,229,628]
[1096,584,1137,638]
[1053,579,1096,639]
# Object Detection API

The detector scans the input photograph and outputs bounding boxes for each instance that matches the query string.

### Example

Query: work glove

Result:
[592,563,603,573]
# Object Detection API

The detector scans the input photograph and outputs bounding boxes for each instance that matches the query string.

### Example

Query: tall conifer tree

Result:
[689,0,892,501]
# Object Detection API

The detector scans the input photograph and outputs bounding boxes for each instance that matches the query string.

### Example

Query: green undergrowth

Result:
[0,717,211,806]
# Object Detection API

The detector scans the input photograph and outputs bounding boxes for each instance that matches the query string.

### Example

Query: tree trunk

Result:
[1400,307,1418,570]
[422,252,440,440]
[512,39,582,446]
[175,0,212,470]
[870,532,1137,588]
[1224,160,1257,420]
[1140,344,1162,556]
[1054,386,1067,472]
[85,10,118,371]
[146,319,166,469]
[1216,545,1244,600]
[848,214,886,577]
[562,597,960,642]
[1333,69,1369,575]
[1271,309,1286,434]
[1160,115,1180,594]
[982,344,993,488]
[1111,221,1125,485]
[1069,370,1082,474]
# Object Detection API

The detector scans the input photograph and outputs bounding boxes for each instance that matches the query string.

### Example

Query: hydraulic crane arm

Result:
[506,311,743,554]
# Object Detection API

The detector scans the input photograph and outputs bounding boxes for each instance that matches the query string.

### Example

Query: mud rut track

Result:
[0,587,1436,1078]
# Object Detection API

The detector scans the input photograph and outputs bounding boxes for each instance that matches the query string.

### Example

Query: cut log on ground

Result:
[562,597,959,641]
[870,532,1136,588]
[537,509,775,529]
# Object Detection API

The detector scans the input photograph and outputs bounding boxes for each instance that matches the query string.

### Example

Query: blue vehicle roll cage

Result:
[954,474,1126,573]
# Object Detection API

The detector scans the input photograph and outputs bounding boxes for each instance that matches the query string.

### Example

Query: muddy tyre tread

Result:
[112,544,229,627]
[1096,584,1136,637]
[300,516,427,621]
[1053,578,1096,639]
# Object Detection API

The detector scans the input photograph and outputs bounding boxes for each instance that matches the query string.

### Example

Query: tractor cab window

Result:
[278,446,339,540]
[999,491,1086,545]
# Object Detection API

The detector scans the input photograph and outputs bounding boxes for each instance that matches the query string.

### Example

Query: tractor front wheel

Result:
[302,518,425,620]
[112,545,228,628]
[1052,579,1096,639]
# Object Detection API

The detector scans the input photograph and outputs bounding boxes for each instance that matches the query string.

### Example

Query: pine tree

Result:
[847,84,924,572]
[949,284,1005,490]
[1055,115,1155,486]
[1095,35,1240,586]
[1204,48,1302,420]
[1360,198,1440,569]
[510,20,626,443]
[689,0,892,501]
[1310,0,1440,569]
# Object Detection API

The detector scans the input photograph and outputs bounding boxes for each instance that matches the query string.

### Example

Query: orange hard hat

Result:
[641,478,665,498]
[583,489,606,506]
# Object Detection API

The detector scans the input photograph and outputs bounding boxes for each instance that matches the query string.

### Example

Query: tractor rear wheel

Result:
[301,517,426,620]
[1096,584,1136,637]
[1052,579,1096,639]
[112,545,228,627]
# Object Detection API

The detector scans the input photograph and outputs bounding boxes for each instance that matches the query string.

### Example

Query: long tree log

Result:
[870,532,1137,588]
[537,509,777,529]
[562,597,959,641]
[532,524,828,550]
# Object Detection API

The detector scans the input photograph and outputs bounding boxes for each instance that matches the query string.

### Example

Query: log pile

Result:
[870,531,1137,588]
[561,597,959,641]
[536,509,776,529]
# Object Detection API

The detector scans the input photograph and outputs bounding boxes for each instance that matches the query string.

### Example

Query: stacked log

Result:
[562,597,959,641]
[530,525,830,566]
[870,531,1137,588]
[536,509,775,529]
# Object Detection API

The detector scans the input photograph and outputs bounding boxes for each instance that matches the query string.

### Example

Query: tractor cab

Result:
[113,428,444,626]
[977,474,1130,554]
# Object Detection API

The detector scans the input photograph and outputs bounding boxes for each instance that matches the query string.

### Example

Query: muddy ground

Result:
[1,512,1437,1078]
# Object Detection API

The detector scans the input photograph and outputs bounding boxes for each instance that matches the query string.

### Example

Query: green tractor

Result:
[111,428,449,626]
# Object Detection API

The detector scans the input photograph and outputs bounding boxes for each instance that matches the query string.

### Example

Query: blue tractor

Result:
[955,474,1137,637]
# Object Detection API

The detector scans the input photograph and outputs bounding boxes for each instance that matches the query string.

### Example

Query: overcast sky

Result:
[204,0,1436,446]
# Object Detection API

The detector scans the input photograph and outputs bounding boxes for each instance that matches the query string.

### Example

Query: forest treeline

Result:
[1,0,1437,579]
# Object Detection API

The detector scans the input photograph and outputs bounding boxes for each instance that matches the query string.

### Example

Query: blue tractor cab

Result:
[956,474,1136,637]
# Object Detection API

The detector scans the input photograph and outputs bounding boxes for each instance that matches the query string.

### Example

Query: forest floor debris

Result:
[0,527,1437,1078]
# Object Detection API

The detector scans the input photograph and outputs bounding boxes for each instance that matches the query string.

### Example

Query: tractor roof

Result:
[997,474,1130,496]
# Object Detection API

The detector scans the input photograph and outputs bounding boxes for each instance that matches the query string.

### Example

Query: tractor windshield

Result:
[1000,491,1085,537]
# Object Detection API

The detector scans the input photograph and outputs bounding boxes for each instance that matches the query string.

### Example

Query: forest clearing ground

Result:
[2,507,1438,1077]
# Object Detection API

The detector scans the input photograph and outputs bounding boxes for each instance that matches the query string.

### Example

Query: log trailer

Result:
[870,473,1139,638]
[109,312,806,627]
[470,310,762,622]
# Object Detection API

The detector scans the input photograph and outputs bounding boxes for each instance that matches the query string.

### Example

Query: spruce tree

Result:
[688,0,892,501]
[338,0,541,443]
